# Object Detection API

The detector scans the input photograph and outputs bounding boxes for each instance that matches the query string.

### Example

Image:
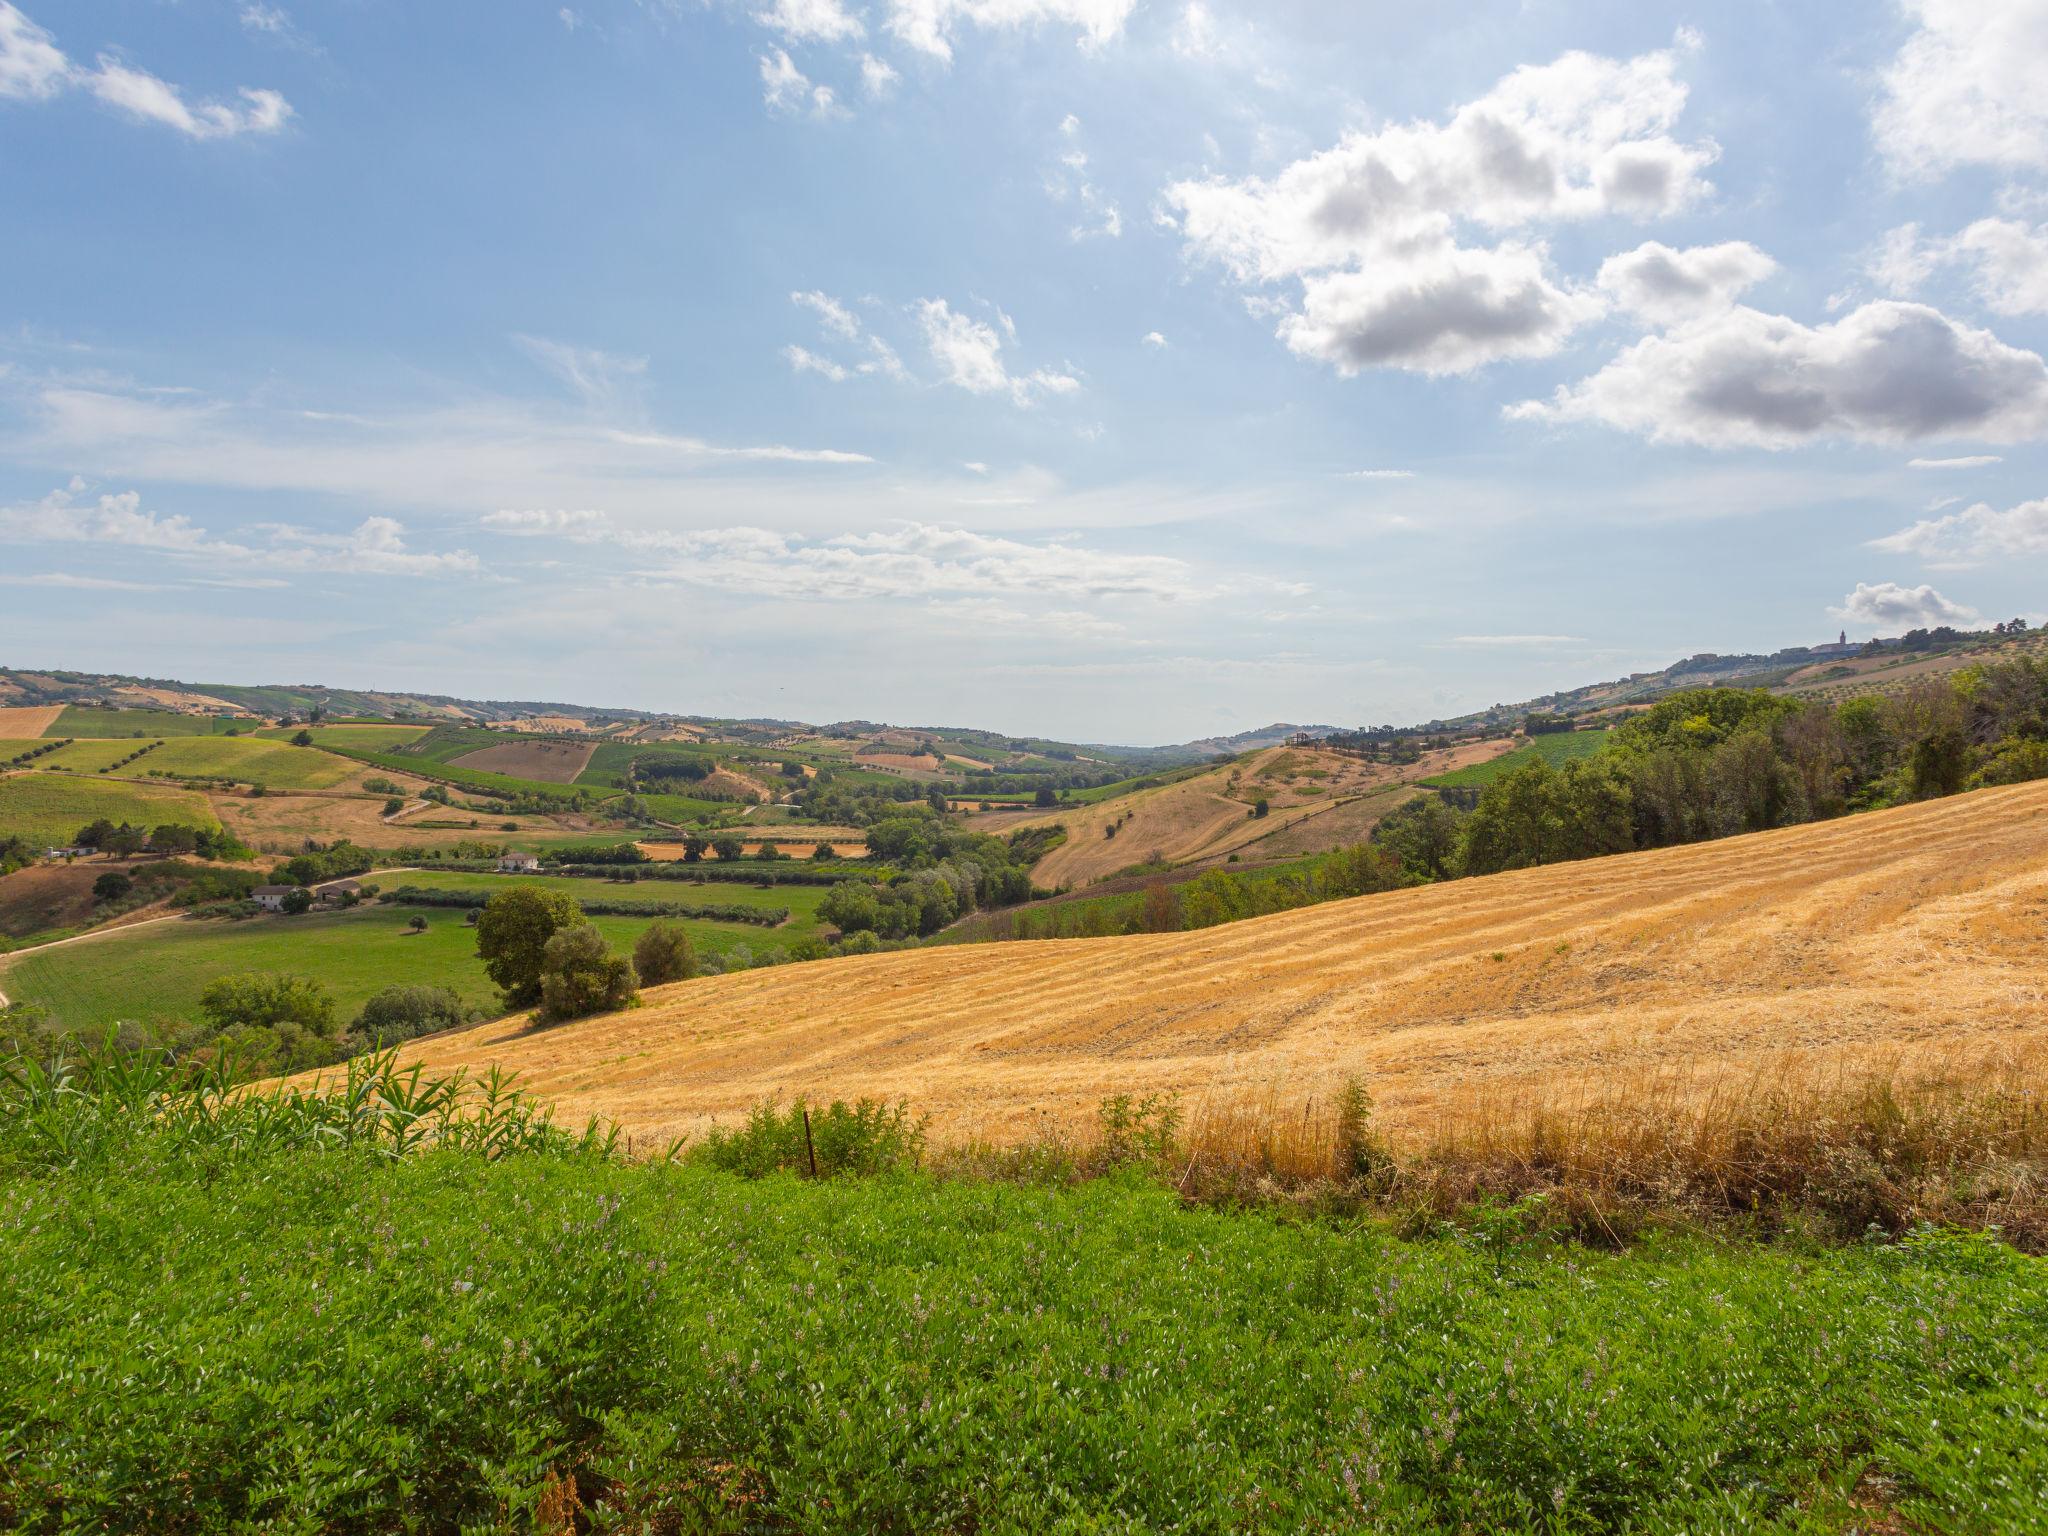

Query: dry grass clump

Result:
[962,1047,2048,1250]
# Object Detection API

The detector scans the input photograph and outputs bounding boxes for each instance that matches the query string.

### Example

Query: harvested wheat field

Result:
[387,780,2048,1149]
[0,705,63,738]
[446,738,597,783]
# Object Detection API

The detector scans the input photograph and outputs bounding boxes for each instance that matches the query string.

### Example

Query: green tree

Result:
[538,926,638,1021]
[682,833,709,863]
[632,920,696,986]
[199,972,336,1036]
[291,729,315,747]
[1033,786,1058,808]
[149,824,198,855]
[280,888,313,915]
[475,887,586,1008]
[820,880,883,935]
[1373,796,1465,881]
[711,834,745,862]
[809,841,836,862]
[92,872,133,903]
[349,984,465,1047]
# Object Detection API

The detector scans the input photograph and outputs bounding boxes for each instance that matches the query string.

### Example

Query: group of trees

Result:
[64,820,253,862]
[472,887,695,1021]
[1372,666,2048,885]
[815,809,1040,939]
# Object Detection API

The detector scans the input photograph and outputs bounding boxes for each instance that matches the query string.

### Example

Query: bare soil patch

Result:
[446,739,597,784]
[211,792,586,851]
[391,781,2048,1149]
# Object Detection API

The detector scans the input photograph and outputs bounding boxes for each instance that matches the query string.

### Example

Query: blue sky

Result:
[4,0,2047,742]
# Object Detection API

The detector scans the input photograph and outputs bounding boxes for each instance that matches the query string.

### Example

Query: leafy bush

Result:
[631,920,695,986]
[475,886,585,1008]
[349,984,467,1048]
[694,1096,926,1177]
[537,925,637,1022]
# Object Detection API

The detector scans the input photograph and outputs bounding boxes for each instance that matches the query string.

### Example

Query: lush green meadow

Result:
[0,901,801,1029]
[51,705,252,738]
[254,722,432,751]
[0,773,219,846]
[392,867,829,933]
[2,1124,2041,1533]
[1422,728,1613,789]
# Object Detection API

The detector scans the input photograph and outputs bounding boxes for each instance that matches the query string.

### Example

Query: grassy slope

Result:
[391,867,828,930]
[254,723,432,751]
[51,706,251,738]
[0,774,220,845]
[1422,728,1612,788]
[3,1148,2040,1531]
[0,901,808,1029]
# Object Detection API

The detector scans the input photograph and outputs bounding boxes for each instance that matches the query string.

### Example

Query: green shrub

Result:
[694,1096,926,1177]
[537,925,637,1022]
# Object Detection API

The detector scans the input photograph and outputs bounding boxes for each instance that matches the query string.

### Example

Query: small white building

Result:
[252,884,298,912]
[496,851,541,874]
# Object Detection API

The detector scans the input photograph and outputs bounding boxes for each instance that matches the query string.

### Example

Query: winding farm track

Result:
[377,782,2048,1145]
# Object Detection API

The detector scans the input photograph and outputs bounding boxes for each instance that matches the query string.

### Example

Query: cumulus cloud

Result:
[1510,300,2048,447]
[0,483,479,576]
[859,52,899,96]
[916,299,1079,405]
[1872,0,2048,179]
[481,508,611,536]
[1163,47,1715,374]
[1869,496,2048,566]
[0,2,293,137]
[1171,0,1221,59]
[1597,240,1776,324]
[1873,218,2048,317]
[1142,330,1168,348]
[615,522,1204,604]
[885,0,1135,63]
[1830,579,1981,631]
[756,0,864,42]
[759,48,840,116]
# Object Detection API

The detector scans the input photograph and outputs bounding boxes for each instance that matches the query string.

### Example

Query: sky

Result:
[4,0,2048,743]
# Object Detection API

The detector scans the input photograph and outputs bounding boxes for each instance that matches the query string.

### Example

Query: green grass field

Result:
[22,736,362,790]
[0,901,806,1029]
[254,723,431,751]
[4,1132,2041,1532]
[51,706,253,738]
[0,774,219,846]
[391,867,828,932]
[1423,728,1613,789]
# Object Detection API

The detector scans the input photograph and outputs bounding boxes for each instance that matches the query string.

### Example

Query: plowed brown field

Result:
[385,781,2048,1147]
[0,705,63,738]
[446,739,597,784]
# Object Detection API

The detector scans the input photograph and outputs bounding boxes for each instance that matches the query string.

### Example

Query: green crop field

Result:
[139,737,362,790]
[254,723,432,751]
[390,867,828,932]
[52,706,253,738]
[1423,728,1613,789]
[4,1132,2041,1532]
[24,739,145,773]
[334,747,613,803]
[0,902,806,1030]
[0,774,219,846]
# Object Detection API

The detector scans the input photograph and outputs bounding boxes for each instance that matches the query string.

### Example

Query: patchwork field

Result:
[255,724,433,751]
[0,900,809,1030]
[51,706,254,738]
[0,705,63,738]
[1422,728,1611,789]
[208,793,589,852]
[0,774,219,847]
[446,738,598,784]
[384,780,2048,1147]
[637,833,867,861]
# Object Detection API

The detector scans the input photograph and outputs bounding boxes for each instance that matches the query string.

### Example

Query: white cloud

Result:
[1869,496,2048,566]
[962,460,989,473]
[1830,580,1981,631]
[758,48,840,116]
[239,5,289,33]
[512,334,649,415]
[784,344,851,381]
[559,9,585,31]
[0,3,293,137]
[1171,1,1220,59]
[1164,46,1715,374]
[1044,115,1121,240]
[1597,240,1776,325]
[1872,0,2048,179]
[1510,300,2048,447]
[1,570,171,591]
[481,508,611,536]
[1873,218,2048,317]
[885,0,1135,63]
[1142,330,1168,348]
[630,522,1202,602]
[1908,454,2002,468]
[859,52,899,96]
[0,3,68,99]
[916,298,1079,405]
[756,0,864,43]
[1341,468,1415,479]
[792,289,861,340]
[0,484,480,576]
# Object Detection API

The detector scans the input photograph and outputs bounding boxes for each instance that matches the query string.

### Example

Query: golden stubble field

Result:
[386,780,2048,1148]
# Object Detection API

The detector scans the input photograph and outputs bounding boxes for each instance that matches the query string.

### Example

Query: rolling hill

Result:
[375,778,2048,1148]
